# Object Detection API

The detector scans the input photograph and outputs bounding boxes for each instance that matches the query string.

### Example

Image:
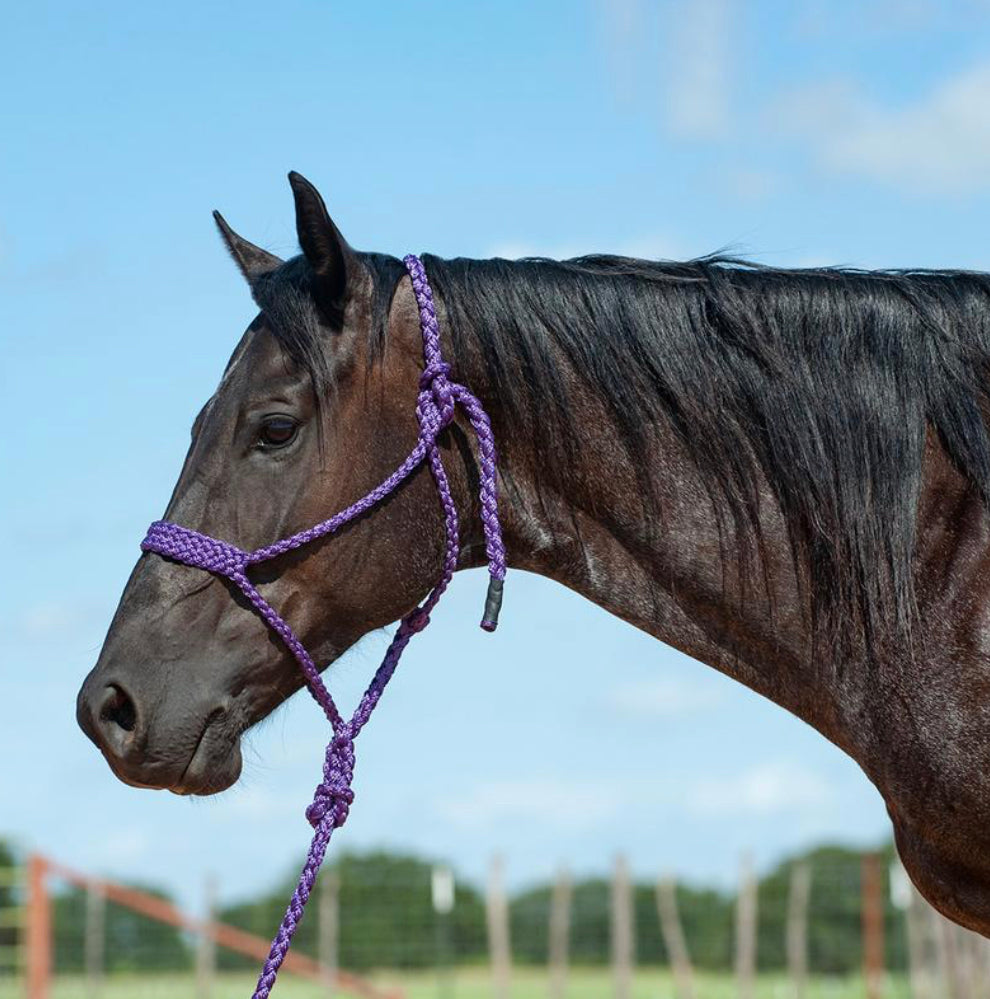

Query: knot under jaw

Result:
[305,781,355,829]
[306,731,356,829]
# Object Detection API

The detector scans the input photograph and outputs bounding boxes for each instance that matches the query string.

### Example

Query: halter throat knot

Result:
[305,730,356,829]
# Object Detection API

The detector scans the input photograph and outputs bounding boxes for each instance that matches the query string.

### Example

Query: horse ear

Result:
[213,211,283,282]
[288,171,354,310]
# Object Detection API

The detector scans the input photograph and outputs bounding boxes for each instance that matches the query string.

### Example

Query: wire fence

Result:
[0,843,986,998]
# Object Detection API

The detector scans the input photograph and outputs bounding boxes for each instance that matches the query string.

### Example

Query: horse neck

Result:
[503,419,837,709]
[421,294,846,747]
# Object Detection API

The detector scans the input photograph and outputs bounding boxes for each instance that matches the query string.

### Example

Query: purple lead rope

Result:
[140,255,506,998]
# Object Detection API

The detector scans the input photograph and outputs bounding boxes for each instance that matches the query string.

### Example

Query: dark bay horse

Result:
[78,172,990,935]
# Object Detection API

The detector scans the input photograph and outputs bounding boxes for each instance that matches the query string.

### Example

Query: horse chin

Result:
[94,710,245,798]
[168,731,244,797]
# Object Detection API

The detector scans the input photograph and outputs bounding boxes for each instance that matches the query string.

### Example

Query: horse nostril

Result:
[100,684,138,736]
[77,676,146,765]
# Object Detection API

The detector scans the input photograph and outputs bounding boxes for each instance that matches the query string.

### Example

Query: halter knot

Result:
[418,360,456,428]
[305,731,356,829]
[305,781,354,829]
[418,359,451,390]
[404,607,431,634]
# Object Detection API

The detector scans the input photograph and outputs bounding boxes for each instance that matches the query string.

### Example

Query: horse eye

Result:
[258,415,299,449]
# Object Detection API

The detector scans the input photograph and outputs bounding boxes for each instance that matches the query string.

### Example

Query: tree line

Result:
[0,839,908,974]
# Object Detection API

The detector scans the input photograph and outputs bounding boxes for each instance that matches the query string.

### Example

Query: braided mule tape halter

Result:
[140,255,506,997]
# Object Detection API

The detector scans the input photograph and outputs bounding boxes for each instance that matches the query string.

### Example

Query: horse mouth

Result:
[170,709,244,796]
[83,698,245,797]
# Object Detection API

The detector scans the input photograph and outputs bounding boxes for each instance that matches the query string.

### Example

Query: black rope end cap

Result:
[480,577,504,632]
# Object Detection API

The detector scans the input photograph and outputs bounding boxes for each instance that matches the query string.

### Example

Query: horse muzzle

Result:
[76,669,243,795]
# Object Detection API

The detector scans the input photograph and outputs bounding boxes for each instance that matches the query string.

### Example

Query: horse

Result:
[78,172,990,937]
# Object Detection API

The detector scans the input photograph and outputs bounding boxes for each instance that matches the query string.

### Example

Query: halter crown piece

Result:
[140,255,506,998]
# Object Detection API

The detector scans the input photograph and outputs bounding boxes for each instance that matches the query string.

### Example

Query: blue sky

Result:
[4,0,990,914]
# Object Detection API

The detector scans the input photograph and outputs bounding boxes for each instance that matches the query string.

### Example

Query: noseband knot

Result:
[141,521,248,578]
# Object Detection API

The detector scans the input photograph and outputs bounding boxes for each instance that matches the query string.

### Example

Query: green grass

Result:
[0,968,911,999]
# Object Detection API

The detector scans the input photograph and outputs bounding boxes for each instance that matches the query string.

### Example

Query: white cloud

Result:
[214,785,300,822]
[597,0,734,139]
[597,0,646,103]
[437,779,622,830]
[687,762,833,817]
[728,167,781,203]
[665,0,734,139]
[485,235,683,262]
[17,600,104,641]
[606,677,725,719]
[92,827,152,868]
[775,63,990,194]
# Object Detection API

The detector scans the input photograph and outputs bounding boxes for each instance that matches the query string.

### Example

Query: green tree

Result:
[52,884,192,972]
[215,840,909,976]
[755,843,907,975]
[219,850,487,971]
[0,840,18,977]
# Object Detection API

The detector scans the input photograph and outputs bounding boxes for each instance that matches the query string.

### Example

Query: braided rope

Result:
[139,255,504,998]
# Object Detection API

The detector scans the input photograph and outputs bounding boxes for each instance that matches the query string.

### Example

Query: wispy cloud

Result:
[485,234,683,262]
[597,0,735,140]
[686,762,833,817]
[437,779,623,830]
[597,0,646,103]
[16,599,107,641]
[92,827,152,868]
[606,677,725,719]
[664,0,735,139]
[774,62,990,194]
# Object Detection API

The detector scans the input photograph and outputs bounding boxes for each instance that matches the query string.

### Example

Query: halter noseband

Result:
[140,254,506,998]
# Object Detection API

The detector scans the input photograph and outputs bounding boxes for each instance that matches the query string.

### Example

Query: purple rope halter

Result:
[140,255,506,998]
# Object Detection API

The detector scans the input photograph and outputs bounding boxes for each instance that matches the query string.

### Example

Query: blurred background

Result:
[4,0,990,996]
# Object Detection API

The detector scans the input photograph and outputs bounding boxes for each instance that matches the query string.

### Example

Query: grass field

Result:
[0,968,911,999]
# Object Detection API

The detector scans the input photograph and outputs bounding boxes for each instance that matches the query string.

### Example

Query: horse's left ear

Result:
[288,171,355,314]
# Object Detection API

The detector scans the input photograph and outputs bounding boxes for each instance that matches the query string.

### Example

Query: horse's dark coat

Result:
[78,174,990,936]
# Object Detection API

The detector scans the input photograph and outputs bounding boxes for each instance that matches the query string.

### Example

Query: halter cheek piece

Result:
[140,255,506,998]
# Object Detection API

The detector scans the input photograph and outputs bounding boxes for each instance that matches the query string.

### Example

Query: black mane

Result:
[263,251,990,651]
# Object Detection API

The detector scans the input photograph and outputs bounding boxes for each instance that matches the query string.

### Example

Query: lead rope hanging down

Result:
[139,255,506,997]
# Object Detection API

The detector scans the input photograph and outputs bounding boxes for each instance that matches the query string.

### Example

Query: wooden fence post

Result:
[85,878,106,999]
[975,924,990,995]
[548,866,571,999]
[25,854,51,999]
[786,862,810,999]
[955,924,982,999]
[933,906,958,999]
[903,872,933,999]
[861,852,885,999]
[735,853,757,999]
[656,875,694,999]
[319,869,340,997]
[486,855,511,999]
[431,865,455,999]
[196,875,217,999]
[611,854,634,999]
[974,924,990,998]
[36,856,398,999]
